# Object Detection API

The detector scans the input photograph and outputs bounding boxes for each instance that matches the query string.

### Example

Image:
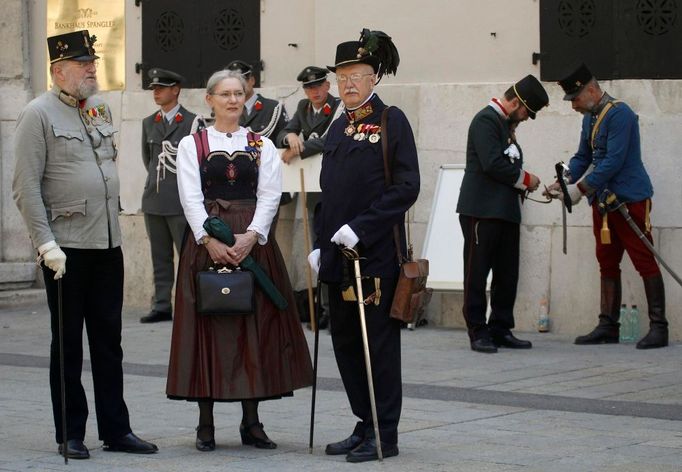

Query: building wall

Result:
[3,0,682,340]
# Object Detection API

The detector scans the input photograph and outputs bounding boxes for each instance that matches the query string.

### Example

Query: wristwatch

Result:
[198,235,211,245]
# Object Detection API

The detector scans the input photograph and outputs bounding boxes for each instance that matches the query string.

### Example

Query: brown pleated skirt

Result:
[166,199,313,401]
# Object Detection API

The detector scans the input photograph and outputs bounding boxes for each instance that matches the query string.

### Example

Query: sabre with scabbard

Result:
[340,246,383,461]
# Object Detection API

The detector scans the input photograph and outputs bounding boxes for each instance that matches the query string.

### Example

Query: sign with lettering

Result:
[47,0,125,90]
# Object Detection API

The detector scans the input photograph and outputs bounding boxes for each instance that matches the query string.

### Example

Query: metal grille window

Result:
[539,0,681,80]
[139,0,260,88]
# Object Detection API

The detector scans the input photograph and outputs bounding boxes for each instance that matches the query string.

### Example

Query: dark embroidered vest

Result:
[192,129,263,201]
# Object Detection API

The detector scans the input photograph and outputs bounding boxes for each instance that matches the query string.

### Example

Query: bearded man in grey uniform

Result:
[12,30,157,459]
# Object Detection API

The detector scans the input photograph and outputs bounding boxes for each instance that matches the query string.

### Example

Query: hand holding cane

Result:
[341,247,383,461]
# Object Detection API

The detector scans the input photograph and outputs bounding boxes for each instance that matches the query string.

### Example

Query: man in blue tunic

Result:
[309,29,419,462]
[549,63,668,349]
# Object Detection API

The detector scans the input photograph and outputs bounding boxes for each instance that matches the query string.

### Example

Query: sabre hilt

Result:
[554,161,573,213]
[598,189,624,214]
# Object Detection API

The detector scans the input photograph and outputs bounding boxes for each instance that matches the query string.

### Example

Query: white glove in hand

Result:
[39,241,66,280]
[566,184,583,205]
[308,249,321,275]
[330,224,359,249]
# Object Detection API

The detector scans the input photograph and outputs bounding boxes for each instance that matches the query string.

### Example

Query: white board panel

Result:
[281,151,322,192]
[421,165,465,291]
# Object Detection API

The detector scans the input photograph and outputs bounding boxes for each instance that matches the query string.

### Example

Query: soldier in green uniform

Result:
[140,68,204,323]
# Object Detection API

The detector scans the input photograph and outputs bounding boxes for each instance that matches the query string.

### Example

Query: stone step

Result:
[0,262,36,290]
[0,288,46,308]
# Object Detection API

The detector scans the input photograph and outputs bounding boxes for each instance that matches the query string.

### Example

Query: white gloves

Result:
[331,224,359,249]
[308,249,321,275]
[565,184,583,205]
[38,241,67,280]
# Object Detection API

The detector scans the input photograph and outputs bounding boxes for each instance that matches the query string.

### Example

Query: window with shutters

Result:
[139,0,261,88]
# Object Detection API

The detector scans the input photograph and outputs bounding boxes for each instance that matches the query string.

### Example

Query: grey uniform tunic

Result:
[13,86,121,249]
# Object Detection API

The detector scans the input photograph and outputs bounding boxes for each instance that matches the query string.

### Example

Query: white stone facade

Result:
[2,0,681,340]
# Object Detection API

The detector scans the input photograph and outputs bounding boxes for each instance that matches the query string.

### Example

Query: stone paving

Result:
[1,302,682,471]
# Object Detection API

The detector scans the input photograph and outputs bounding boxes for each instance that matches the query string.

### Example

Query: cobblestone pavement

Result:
[1,303,681,471]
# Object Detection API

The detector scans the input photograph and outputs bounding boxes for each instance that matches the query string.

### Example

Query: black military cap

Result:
[225,60,253,77]
[558,63,594,101]
[147,68,184,88]
[513,75,549,120]
[297,66,328,88]
[47,30,99,64]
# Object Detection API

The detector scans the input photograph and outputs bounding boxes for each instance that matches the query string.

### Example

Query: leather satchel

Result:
[380,107,430,324]
[196,268,255,316]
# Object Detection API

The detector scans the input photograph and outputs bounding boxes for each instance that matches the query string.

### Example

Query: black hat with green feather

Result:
[328,28,400,82]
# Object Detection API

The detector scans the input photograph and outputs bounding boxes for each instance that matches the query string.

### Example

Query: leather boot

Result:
[575,277,621,344]
[636,274,668,349]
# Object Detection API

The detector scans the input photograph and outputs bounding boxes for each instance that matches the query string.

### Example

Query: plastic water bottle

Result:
[538,298,550,332]
[619,304,631,343]
[630,304,640,341]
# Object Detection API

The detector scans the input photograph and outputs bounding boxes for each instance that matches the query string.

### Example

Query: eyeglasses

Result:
[335,73,375,84]
[69,59,99,69]
[209,91,246,99]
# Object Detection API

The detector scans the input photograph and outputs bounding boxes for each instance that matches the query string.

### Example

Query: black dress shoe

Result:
[57,439,90,459]
[470,338,498,353]
[195,424,215,452]
[140,310,172,323]
[103,432,158,454]
[239,422,277,449]
[325,433,364,455]
[346,438,399,463]
[492,332,532,349]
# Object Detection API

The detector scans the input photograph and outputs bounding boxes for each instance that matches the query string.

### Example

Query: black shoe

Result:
[239,422,277,449]
[470,338,498,353]
[574,325,619,345]
[345,438,399,463]
[492,332,533,349]
[636,327,669,349]
[57,439,90,459]
[140,310,172,323]
[325,433,364,455]
[103,432,158,454]
[195,424,215,451]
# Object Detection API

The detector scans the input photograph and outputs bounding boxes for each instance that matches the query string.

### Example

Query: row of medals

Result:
[345,123,381,143]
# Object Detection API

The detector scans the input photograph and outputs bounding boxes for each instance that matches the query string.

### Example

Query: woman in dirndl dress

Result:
[167,69,313,451]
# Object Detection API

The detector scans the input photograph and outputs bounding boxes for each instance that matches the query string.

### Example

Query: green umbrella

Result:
[203,217,288,310]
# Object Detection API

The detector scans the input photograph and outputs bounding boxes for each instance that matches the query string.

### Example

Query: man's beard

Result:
[77,79,99,99]
[509,107,526,124]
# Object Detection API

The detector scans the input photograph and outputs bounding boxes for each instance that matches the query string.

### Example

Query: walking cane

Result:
[58,278,68,464]
[341,247,383,461]
[300,169,320,453]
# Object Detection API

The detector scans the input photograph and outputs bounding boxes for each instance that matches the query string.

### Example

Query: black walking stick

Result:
[58,278,68,464]
[308,276,321,453]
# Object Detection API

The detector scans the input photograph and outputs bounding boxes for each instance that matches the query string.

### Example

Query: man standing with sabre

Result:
[308,29,420,463]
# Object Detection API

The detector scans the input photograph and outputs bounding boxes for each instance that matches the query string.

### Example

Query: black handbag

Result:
[196,267,255,316]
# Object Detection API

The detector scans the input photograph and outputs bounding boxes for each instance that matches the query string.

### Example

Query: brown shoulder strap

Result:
[381,107,406,264]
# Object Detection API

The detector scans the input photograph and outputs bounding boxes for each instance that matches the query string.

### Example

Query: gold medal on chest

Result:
[369,133,380,144]
[345,124,356,136]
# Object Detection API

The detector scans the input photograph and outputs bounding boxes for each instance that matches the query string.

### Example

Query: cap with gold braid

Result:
[47,30,99,64]
[511,75,549,120]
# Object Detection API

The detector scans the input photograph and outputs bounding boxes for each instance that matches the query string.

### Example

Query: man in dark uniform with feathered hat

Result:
[308,29,420,463]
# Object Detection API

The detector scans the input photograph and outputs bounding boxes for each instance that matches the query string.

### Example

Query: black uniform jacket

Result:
[141,105,197,215]
[456,105,525,224]
[315,94,420,283]
[275,94,341,158]
[240,94,287,139]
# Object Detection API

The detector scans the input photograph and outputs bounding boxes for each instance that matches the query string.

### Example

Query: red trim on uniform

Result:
[491,98,508,117]
[522,171,531,188]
